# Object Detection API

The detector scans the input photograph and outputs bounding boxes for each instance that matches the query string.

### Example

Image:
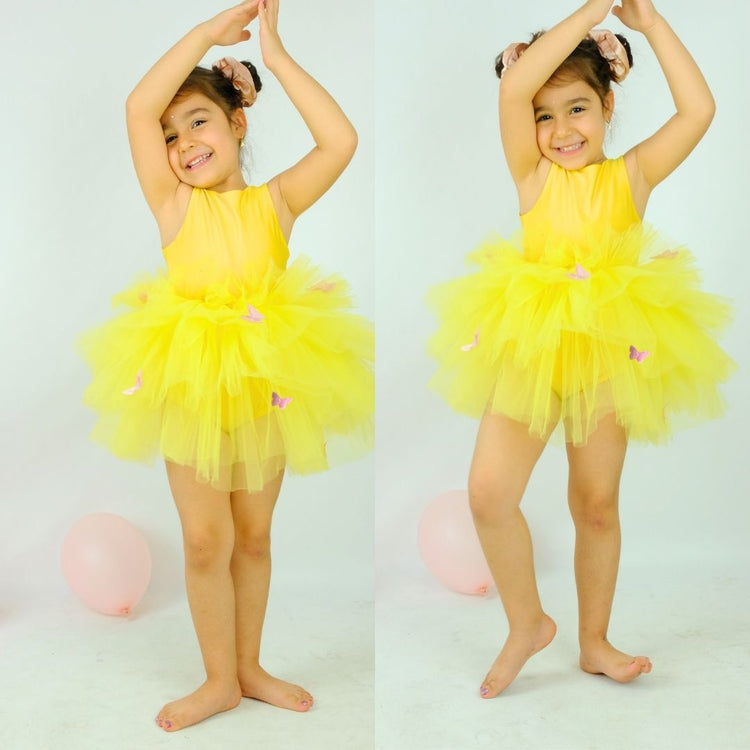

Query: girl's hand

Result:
[611,0,660,33]
[257,0,287,69]
[583,0,616,25]
[204,1,260,47]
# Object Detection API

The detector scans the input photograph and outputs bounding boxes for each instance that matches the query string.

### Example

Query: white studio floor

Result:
[376,558,750,750]
[3,561,749,750]
[1,586,373,750]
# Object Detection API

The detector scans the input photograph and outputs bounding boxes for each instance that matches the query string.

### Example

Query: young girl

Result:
[80,0,373,732]
[428,0,734,698]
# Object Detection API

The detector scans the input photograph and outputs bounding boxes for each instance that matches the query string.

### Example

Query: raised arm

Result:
[617,0,715,189]
[498,0,615,186]
[125,1,259,217]
[258,0,358,225]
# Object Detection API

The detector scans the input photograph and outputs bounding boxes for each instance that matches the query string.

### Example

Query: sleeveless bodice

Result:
[520,156,640,262]
[162,184,289,297]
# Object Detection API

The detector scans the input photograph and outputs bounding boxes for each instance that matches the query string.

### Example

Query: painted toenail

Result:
[302,700,309,706]
[481,687,489,696]
[165,721,173,728]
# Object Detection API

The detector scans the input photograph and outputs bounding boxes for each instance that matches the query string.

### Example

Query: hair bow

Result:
[498,29,630,83]
[587,29,630,83]
[213,57,257,107]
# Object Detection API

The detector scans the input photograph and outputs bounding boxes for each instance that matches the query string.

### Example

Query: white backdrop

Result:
[1,0,750,745]
[375,0,750,581]
[1,0,374,610]
[375,4,750,747]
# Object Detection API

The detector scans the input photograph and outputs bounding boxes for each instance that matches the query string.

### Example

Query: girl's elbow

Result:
[337,125,358,161]
[695,98,716,132]
[125,91,148,120]
[698,89,716,125]
[705,97,717,125]
[498,74,529,106]
[681,97,715,134]
[345,126,358,157]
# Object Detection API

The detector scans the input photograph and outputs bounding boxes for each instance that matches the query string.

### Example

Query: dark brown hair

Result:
[495,32,633,106]
[173,61,263,119]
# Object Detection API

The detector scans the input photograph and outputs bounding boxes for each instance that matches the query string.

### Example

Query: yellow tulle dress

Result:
[428,156,735,444]
[80,184,374,491]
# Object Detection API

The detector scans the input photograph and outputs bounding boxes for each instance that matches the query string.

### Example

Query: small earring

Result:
[239,139,250,169]
[606,119,612,130]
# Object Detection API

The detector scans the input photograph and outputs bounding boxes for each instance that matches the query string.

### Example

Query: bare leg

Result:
[566,413,652,682]
[230,470,313,712]
[155,462,241,732]
[469,412,558,699]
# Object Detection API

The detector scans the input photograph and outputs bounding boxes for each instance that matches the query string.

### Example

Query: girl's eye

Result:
[165,134,177,144]
[536,114,552,123]
[191,119,206,129]
[571,106,584,114]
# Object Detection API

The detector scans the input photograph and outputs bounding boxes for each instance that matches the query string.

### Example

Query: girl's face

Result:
[161,92,247,192]
[532,78,614,170]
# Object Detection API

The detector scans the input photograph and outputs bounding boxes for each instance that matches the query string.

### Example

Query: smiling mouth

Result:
[186,153,212,170]
[555,142,584,154]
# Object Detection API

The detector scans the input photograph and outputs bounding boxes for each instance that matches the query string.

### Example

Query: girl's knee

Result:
[183,527,234,570]
[468,472,517,524]
[568,489,619,530]
[233,527,272,561]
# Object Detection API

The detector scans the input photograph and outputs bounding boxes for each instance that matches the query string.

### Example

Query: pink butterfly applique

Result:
[652,249,679,260]
[461,331,480,352]
[242,304,265,322]
[567,263,591,280]
[271,391,293,409]
[629,345,650,363]
[311,280,336,292]
[122,370,143,395]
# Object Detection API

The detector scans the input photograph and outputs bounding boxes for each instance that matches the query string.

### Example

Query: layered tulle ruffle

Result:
[428,225,734,444]
[80,257,374,491]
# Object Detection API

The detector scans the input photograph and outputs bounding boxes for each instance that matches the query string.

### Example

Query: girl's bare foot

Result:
[579,639,652,683]
[155,679,241,732]
[479,613,557,698]
[239,665,313,712]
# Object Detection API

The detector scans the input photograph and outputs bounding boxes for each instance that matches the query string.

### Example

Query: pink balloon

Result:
[418,490,494,596]
[61,513,151,617]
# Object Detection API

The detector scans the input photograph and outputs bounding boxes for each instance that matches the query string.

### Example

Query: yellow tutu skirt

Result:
[80,257,374,491]
[428,225,735,445]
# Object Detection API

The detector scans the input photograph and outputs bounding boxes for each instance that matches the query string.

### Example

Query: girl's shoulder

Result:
[518,158,554,216]
[264,176,295,242]
[622,149,652,218]
[157,182,195,249]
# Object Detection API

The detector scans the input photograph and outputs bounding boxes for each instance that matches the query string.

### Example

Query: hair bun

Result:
[240,61,263,94]
[494,54,506,79]
[614,33,634,71]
